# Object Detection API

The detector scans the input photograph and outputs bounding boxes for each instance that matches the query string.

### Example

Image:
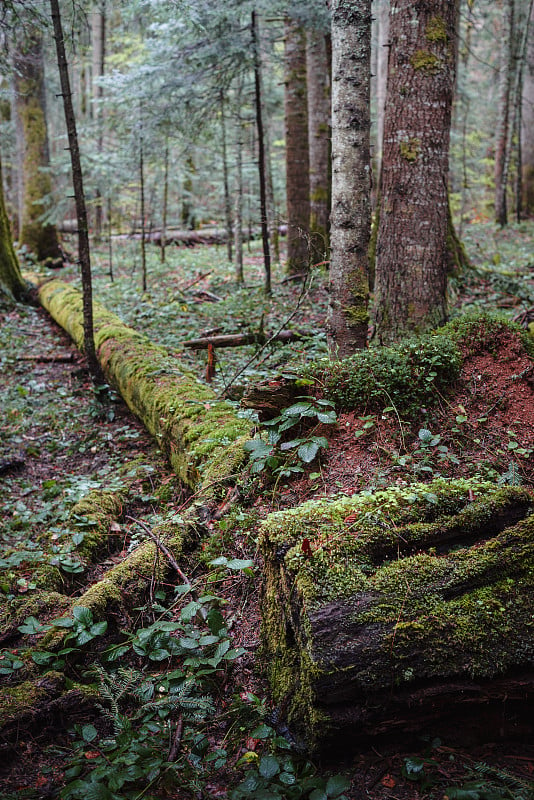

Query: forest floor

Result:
[1,220,534,799]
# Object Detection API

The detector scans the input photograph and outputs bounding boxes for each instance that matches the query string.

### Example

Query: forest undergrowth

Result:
[1,220,534,800]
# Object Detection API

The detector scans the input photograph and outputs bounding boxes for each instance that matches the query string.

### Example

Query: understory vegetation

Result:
[1,220,534,799]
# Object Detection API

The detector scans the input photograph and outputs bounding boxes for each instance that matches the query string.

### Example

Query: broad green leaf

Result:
[258,754,280,779]
[326,774,351,797]
[297,440,321,463]
[82,724,98,743]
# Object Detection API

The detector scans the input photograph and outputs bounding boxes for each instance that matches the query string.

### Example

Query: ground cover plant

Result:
[1,220,534,799]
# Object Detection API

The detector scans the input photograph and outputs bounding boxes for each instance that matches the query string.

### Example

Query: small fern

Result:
[497,461,523,486]
[472,760,534,798]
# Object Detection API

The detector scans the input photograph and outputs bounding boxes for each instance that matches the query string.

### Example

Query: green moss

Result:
[306,312,533,414]
[38,280,250,490]
[410,49,442,74]
[426,16,447,43]
[307,328,461,413]
[0,671,64,727]
[259,480,534,742]
[399,137,420,162]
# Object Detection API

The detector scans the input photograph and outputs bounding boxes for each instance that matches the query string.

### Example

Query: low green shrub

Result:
[308,332,461,413]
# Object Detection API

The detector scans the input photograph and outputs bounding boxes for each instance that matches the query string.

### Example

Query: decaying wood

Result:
[182,329,308,350]
[259,482,534,748]
[240,376,302,420]
[17,353,76,363]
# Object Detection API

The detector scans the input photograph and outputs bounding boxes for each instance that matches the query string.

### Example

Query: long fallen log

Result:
[37,279,250,488]
[182,329,309,350]
[259,477,534,748]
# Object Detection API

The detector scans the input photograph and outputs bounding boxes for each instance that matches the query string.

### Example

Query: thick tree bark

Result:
[306,30,330,266]
[0,155,27,302]
[284,19,310,275]
[374,0,458,343]
[327,0,371,357]
[50,0,104,385]
[13,27,62,262]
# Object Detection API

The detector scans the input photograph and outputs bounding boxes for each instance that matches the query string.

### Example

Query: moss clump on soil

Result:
[38,280,249,490]
[259,478,534,743]
[308,312,532,413]
[308,329,461,412]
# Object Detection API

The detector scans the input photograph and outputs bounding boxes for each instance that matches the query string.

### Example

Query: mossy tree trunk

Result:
[327,0,371,357]
[0,155,27,302]
[306,29,330,267]
[284,18,310,275]
[374,0,459,343]
[13,26,62,263]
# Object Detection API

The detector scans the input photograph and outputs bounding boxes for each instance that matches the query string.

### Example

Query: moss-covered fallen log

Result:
[259,478,534,747]
[37,279,249,489]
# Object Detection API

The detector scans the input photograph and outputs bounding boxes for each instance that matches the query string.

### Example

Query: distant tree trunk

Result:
[521,9,534,216]
[234,108,244,285]
[374,0,458,343]
[375,0,390,186]
[91,0,106,241]
[13,27,62,262]
[182,156,196,230]
[0,155,27,302]
[495,0,514,227]
[284,18,310,275]
[139,116,147,292]
[306,30,330,267]
[327,0,371,357]
[257,15,280,264]
[252,11,271,294]
[50,0,104,385]
[219,89,233,263]
[160,137,169,263]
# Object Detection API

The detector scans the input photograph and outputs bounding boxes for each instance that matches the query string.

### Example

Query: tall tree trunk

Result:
[252,11,271,295]
[284,18,310,275]
[495,0,514,227]
[234,112,244,285]
[521,5,534,217]
[306,30,331,267]
[139,115,147,293]
[0,155,27,302]
[375,0,390,188]
[219,90,233,263]
[50,0,104,385]
[374,0,458,343]
[13,27,62,262]
[161,137,169,263]
[91,0,106,241]
[327,0,371,357]
[257,14,280,264]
